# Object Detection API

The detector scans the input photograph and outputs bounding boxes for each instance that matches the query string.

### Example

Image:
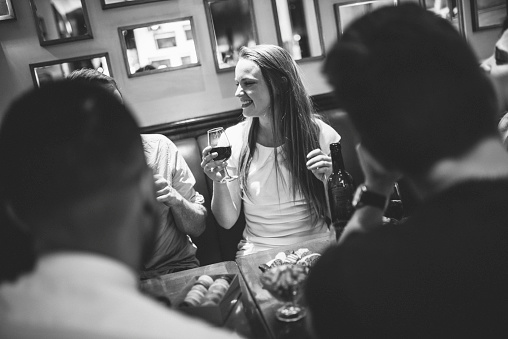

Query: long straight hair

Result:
[238,45,327,224]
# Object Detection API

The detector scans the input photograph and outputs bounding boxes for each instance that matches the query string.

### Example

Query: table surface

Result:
[235,237,335,339]
[140,261,270,339]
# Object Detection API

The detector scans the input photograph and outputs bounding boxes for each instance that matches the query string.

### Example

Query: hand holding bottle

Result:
[306,148,332,182]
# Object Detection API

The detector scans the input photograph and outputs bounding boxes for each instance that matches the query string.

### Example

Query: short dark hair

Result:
[0,81,145,221]
[324,4,498,174]
[67,68,121,98]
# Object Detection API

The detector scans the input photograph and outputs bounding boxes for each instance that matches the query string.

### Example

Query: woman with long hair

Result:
[201,45,340,256]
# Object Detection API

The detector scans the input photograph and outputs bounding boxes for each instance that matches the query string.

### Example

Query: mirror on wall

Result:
[334,0,398,37]
[204,0,258,72]
[421,0,464,34]
[29,53,112,88]
[29,0,92,46]
[471,0,507,31]
[0,0,16,21]
[118,17,200,78]
[101,0,168,10]
[271,0,324,61]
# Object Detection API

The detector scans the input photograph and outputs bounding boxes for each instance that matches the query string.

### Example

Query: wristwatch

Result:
[352,184,389,210]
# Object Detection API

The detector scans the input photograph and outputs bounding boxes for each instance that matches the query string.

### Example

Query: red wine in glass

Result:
[207,127,238,182]
[210,146,232,161]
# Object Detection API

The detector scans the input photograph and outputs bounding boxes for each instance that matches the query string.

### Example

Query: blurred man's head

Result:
[67,68,123,103]
[324,4,498,176]
[0,81,156,268]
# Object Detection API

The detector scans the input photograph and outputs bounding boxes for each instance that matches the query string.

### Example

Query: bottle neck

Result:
[331,148,345,172]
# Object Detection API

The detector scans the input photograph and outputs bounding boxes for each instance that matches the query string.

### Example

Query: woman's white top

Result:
[226,119,341,256]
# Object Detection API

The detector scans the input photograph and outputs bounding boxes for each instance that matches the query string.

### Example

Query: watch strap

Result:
[353,184,389,210]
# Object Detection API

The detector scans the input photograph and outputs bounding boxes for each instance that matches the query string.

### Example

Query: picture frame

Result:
[334,0,398,38]
[100,0,169,10]
[29,53,112,88]
[0,0,16,22]
[271,0,325,62]
[203,0,258,73]
[118,17,200,78]
[29,0,93,46]
[421,0,465,35]
[471,0,507,31]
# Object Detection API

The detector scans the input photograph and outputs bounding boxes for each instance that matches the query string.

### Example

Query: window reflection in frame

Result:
[271,0,325,62]
[118,17,200,78]
[0,0,16,22]
[470,0,507,32]
[420,0,465,35]
[100,0,169,10]
[204,0,258,73]
[29,0,93,46]
[29,53,112,88]
[334,0,398,38]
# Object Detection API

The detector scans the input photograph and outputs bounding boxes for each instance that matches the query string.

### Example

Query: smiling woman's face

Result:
[481,30,508,78]
[498,112,508,150]
[234,58,271,119]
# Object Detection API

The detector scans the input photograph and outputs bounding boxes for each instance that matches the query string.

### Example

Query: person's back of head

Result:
[67,68,123,102]
[0,81,154,267]
[324,4,498,176]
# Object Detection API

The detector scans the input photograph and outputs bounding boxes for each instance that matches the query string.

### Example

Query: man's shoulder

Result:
[141,134,176,147]
[0,275,239,339]
[141,134,178,160]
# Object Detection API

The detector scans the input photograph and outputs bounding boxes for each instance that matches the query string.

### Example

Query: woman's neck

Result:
[256,115,279,147]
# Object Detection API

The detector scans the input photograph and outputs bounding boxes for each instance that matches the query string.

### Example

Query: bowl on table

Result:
[259,264,309,322]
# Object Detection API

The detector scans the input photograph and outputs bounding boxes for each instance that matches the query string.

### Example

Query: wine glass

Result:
[207,127,238,183]
[260,264,308,322]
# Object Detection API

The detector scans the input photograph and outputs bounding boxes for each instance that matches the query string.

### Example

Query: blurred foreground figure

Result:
[306,5,508,338]
[0,82,241,339]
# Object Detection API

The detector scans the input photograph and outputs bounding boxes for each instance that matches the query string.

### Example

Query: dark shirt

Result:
[306,179,508,339]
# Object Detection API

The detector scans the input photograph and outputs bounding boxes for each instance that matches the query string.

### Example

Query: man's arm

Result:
[340,144,401,243]
[154,174,206,237]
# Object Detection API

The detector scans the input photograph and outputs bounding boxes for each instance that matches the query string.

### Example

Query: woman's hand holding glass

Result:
[201,146,230,183]
[201,127,238,183]
[306,148,332,182]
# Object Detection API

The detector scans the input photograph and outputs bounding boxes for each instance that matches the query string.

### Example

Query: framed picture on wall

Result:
[204,0,258,73]
[118,17,200,78]
[471,0,507,31]
[29,53,112,88]
[334,0,397,38]
[421,0,465,35]
[29,0,93,46]
[271,0,325,62]
[101,0,169,10]
[0,0,16,22]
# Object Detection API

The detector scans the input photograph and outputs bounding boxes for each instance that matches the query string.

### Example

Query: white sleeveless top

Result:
[226,119,341,256]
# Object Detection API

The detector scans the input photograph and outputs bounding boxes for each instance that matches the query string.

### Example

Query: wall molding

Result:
[140,92,339,140]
